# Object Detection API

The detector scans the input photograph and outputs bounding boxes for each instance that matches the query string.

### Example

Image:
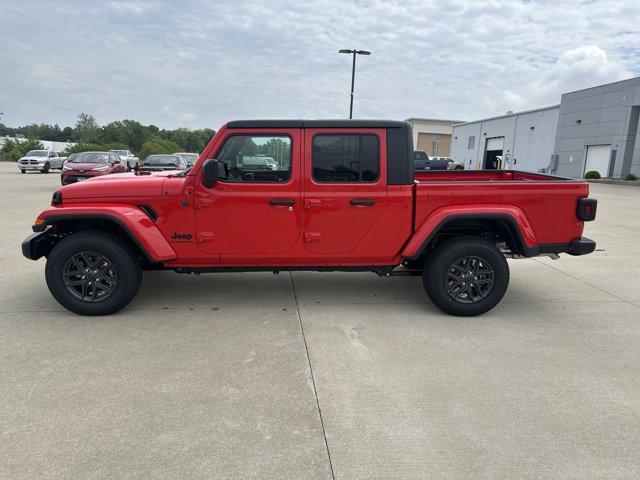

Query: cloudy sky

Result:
[1,0,639,130]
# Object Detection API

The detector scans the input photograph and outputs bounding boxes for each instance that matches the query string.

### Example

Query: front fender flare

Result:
[402,205,538,260]
[33,205,177,262]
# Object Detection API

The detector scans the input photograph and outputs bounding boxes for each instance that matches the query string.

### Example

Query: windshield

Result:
[145,155,179,165]
[71,152,110,164]
[178,153,198,163]
[112,150,129,156]
[26,150,48,157]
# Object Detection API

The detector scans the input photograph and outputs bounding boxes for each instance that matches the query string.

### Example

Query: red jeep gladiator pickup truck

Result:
[22,120,597,316]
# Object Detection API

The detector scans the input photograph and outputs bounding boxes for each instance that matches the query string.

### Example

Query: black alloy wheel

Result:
[62,252,118,302]
[444,256,494,304]
[422,236,509,316]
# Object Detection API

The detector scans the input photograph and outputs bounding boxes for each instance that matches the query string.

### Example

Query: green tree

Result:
[138,139,181,162]
[72,113,99,143]
[0,138,45,162]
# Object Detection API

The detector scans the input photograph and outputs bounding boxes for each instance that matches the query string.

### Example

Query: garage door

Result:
[584,144,611,177]
[486,137,504,150]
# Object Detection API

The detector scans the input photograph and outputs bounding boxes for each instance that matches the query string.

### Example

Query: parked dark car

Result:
[413,150,430,170]
[140,154,188,172]
[61,151,127,185]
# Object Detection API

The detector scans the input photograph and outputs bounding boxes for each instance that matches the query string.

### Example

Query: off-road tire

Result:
[423,236,509,316]
[45,231,142,315]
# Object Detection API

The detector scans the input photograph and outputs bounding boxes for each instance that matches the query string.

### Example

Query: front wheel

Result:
[45,232,142,315]
[20,169,26,174]
[422,236,509,316]
[41,162,50,173]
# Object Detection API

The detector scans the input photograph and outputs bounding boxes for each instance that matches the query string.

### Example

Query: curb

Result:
[587,179,640,186]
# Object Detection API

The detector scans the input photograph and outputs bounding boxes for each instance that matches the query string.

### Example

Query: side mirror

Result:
[202,158,226,187]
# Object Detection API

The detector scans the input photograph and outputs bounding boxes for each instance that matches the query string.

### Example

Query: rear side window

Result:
[312,134,379,183]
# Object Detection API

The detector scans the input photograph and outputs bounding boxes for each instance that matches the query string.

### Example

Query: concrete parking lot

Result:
[1,161,639,479]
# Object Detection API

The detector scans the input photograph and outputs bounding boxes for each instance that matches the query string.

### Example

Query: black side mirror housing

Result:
[203,159,226,187]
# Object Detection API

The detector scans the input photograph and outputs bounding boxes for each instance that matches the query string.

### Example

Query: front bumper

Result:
[61,172,103,184]
[22,229,55,260]
[19,162,45,171]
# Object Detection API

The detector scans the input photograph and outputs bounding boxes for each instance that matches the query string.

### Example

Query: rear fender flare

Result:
[402,205,538,260]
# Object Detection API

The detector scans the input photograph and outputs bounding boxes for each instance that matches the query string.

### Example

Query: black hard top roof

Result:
[226,119,408,129]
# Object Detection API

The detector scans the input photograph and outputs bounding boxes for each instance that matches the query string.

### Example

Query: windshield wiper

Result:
[169,167,192,178]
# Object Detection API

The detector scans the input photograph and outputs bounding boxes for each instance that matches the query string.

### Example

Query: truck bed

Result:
[413,170,590,246]
[414,170,567,182]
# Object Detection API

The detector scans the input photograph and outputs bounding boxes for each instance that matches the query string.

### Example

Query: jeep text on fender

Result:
[22,119,597,316]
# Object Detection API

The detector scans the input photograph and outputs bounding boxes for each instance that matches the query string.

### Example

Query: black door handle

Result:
[349,198,376,206]
[269,199,295,206]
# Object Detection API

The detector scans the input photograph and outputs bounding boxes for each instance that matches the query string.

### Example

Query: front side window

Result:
[312,134,379,183]
[215,135,292,182]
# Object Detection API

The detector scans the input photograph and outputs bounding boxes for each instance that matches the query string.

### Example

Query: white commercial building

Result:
[0,136,76,153]
[450,106,559,172]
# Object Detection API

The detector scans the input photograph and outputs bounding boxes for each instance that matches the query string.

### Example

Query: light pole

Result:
[339,49,371,119]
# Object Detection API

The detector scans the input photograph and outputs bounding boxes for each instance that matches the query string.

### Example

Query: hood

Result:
[64,163,109,171]
[59,171,172,199]
[20,155,47,161]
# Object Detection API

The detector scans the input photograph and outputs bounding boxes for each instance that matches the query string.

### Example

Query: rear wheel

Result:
[422,236,509,316]
[41,162,50,173]
[45,232,142,315]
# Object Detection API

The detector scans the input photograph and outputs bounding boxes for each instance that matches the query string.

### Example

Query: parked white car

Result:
[174,152,199,167]
[18,150,66,173]
[109,150,139,170]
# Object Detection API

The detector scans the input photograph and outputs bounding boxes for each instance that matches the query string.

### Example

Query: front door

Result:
[302,128,387,254]
[194,129,302,257]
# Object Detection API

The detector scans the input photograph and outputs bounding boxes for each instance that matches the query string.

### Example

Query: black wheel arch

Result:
[405,213,539,262]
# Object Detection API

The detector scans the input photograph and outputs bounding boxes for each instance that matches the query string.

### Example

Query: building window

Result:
[312,134,379,183]
[468,136,475,149]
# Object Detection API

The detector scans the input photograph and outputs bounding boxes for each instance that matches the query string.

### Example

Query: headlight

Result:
[92,165,109,171]
[62,165,73,171]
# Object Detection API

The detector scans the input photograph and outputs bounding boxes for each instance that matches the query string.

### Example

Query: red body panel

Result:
[35,124,592,268]
[37,204,177,262]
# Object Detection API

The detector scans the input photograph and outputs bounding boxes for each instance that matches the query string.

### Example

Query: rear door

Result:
[302,128,387,254]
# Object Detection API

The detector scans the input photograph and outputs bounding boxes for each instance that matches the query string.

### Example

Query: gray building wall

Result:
[554,77,640,178]
[450,106,559,172]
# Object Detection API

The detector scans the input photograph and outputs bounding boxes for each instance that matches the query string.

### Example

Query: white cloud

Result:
[504,45,633,110]
[0,0,639,128]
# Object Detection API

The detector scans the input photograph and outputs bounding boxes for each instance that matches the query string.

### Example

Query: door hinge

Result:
[304,232,321,243]
[197,232,215,243]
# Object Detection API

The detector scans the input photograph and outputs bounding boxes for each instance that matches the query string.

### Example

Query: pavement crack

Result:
[289,272,336,480]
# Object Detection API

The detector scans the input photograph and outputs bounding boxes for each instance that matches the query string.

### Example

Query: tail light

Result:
[577,198,597,221]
